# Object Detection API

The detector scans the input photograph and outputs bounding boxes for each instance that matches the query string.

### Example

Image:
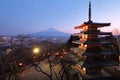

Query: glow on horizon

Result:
[0,0,120,35]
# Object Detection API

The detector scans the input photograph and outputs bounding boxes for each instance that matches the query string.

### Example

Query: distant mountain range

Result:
[114,35,120,39]
[30,28,70,37]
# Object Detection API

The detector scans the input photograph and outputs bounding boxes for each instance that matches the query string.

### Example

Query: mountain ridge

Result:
[30,28,70,37]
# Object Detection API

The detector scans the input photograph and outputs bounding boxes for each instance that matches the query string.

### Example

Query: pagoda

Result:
[72,1,119,77]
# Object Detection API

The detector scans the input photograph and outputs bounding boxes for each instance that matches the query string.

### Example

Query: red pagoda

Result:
[72,1,119,78]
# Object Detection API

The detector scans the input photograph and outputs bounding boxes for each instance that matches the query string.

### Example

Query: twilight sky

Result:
[0,0,120,35]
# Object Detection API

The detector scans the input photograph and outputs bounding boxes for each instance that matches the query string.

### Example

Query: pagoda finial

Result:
[88,1,92,21]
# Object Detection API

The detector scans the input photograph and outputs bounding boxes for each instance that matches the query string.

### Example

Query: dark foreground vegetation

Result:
[0,34,120,80]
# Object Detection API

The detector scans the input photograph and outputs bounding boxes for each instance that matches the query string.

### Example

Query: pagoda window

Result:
[85,26,88,30]
[83,26,88,31]
[81,43,84,46]
[83,27,86,31]
[85,34,88,38]
[82,34,85,38]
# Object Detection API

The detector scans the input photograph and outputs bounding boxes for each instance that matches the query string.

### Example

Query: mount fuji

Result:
[30,28,70,37]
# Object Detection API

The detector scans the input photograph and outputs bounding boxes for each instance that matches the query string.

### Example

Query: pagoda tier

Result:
[72,40,113,45]
[83,31,112,35]
[75,21,110,29]
[71,47,118,58]
[73,32,112,36]
[83,51,117,56]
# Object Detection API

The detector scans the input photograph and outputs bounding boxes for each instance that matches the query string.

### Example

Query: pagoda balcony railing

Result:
[84,32,112,35]
[81,61,118,68]
[81,30,100,33]
[72,40,112,45]
[80,38,87,42]
[79,45,86,50]
[80,38,99,43]
[83,51,117,57]
[81,37,99,40]
[85,58,119,64]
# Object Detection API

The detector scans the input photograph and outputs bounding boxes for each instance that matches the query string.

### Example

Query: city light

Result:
[48,53,51,55]
[6,48,12,54]
[33,56,36,58]
[43,54,45,56]
[60,56,63,59]
[19,62,23,66]
[55,52,59,56]
[64,52,67,55]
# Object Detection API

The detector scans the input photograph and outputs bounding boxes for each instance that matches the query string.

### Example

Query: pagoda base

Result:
[86,67,101,74]
[80,69,119,80]
[72,65,120,80]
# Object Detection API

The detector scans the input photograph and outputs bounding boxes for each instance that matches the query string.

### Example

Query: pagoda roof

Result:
[84,32,112,35]
[80,60,118,68]
[83,51,117,57]
[72,40,113,45]
[75,21,110,29]
[72,33,82,36]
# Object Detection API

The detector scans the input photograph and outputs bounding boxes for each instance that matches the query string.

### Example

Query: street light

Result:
[33,47,40,54]
[32,47,40,59]
[32,47,40,63]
